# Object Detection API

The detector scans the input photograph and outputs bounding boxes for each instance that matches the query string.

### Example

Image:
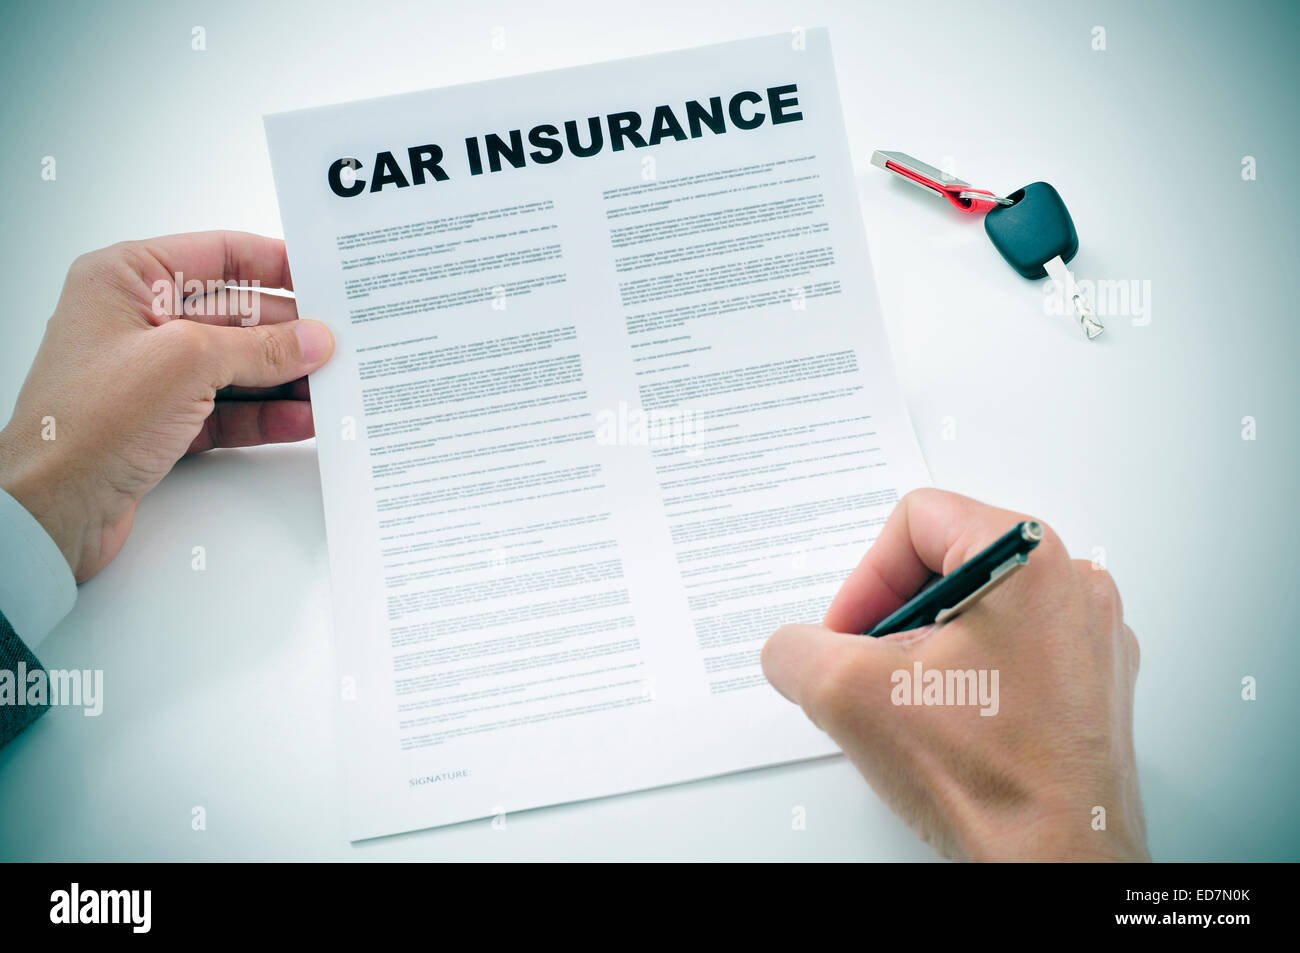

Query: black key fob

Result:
[983,182,1078,279]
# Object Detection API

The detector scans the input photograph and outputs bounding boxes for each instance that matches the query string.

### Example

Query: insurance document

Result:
[265,28,929,841]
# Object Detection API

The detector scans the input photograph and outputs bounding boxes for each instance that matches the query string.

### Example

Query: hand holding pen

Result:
[761,489,1147,862]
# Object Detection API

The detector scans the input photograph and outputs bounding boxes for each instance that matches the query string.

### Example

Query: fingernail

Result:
[295,320,334,365]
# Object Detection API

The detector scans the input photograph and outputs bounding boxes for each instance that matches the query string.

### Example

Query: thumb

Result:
[206,319,335,388]
[761,623,905,734]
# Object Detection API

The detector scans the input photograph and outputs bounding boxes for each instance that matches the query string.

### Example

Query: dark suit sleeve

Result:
[0,608,49,748]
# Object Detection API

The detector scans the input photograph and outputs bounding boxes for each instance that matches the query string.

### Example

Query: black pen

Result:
[863,521,1044,637]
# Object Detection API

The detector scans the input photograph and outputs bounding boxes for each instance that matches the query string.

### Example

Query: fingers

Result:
[187,400,315,453]
[823,489,1038,635]
[217,377,311,402]
[130,230,294,291]
[205,320,335,389]
[1124,624,1141,674]
[1069,559,1135,681]
[762,623,902,732]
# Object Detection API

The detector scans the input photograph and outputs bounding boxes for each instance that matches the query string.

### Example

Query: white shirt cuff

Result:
[0,485,76,648]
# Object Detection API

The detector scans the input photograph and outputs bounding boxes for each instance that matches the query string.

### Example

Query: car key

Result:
[983,182,1104,340]
[872,151,1104,340]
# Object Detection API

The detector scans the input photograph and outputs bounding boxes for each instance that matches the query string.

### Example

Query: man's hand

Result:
[762,489,1147,862]
[0,231,334,583]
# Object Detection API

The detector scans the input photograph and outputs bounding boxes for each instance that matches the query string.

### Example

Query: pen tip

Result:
[1022,521,1044,543]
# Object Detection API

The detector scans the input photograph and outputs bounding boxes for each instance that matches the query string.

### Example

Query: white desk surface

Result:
[1,0,1296,861]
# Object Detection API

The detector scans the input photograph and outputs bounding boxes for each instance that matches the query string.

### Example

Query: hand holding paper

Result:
[0,231,333,582]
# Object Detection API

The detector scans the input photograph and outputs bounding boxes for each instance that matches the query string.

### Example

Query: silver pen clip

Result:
[932,552,1029,626]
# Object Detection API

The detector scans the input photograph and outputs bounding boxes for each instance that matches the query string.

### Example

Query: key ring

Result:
[958,191,1014,207]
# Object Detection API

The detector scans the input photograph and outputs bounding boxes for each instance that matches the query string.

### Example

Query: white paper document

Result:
[265,29,929,840]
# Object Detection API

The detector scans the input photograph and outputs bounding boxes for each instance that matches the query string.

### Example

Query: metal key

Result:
[872,151,1103,340]
[983,182,1104,340]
